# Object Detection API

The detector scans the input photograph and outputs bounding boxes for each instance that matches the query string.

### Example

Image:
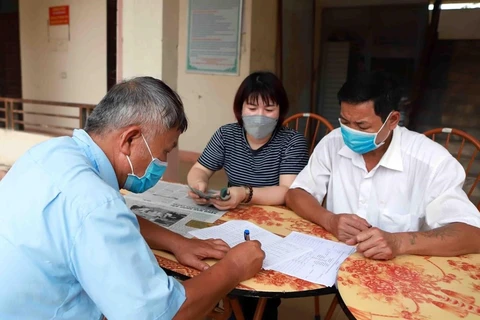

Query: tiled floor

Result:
[178,161,349,320]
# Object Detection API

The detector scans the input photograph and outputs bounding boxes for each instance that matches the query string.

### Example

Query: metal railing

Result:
[0,97,96,136]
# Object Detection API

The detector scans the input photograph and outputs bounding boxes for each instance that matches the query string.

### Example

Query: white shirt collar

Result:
[338,126,404,172]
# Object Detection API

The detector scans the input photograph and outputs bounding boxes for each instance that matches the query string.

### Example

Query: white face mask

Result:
[242,115,278,139]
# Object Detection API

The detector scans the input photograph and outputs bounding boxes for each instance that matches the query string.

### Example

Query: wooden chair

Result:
[423,127,480,210]
[283,113,337,319]
[283,113,334,155]
[206,298,233,320]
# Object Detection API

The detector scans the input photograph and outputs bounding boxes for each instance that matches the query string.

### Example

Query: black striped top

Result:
[197,123,309,187]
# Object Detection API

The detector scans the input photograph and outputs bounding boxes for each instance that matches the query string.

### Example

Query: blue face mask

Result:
[339,113,392,154]
[123,135,168,193]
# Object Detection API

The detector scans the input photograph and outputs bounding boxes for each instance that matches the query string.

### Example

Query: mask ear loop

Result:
[141,134,155,161]
[126,155,135,175]
[141,134,169,168]
[375,112,393,145]
[126,134,149,176]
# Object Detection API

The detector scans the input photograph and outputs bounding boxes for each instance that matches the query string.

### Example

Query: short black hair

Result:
[233,71,289,127]
[337,71,403,121]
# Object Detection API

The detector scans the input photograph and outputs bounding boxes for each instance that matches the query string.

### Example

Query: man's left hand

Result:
[172,238,230,271]
[346,227,402,260]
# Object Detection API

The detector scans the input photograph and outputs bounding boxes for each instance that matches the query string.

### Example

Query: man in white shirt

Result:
[286,71,480,260]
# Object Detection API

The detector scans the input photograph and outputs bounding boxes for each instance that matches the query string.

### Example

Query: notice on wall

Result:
[186,0,243,75]
[48,5,70,52]
[49,5,69,26]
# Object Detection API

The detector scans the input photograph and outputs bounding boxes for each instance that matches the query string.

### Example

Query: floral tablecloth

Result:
[153,205,337,296]
[337,252,480,319]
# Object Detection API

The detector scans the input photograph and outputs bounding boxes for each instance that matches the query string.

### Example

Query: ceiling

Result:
[317,0,479,7]
[317,0,429,7]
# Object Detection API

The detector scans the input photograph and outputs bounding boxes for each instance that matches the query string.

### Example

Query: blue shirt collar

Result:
[72,129,120,190]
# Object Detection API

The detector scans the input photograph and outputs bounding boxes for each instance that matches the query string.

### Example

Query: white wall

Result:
[437,9,480,39]
[0,129,52,167]
[19,0,106,129]
[177,0,252,154]
[122,0,163,80]
[119,0,181,181]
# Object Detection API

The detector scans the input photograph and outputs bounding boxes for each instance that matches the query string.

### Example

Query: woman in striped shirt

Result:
[187,71,309,212]
[187,71,309,319]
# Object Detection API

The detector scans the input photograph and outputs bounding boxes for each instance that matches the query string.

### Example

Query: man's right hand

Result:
[224,240,265,282]
[187,181,210,205]
[327,213,371,243]
[174,239,265,319]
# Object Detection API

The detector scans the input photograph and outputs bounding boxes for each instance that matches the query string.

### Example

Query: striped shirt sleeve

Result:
[197,128,225,171]
[279,132,309,175]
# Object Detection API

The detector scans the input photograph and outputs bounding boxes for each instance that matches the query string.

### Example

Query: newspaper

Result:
[124,181,227,238]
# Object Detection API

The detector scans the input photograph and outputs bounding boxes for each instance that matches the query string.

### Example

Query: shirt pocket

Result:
[378,207,413,233]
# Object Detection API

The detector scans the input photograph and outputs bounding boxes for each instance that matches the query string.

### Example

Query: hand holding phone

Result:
[188,185,231,201]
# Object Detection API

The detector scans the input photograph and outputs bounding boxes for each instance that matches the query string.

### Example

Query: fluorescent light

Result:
[428,3,480,10]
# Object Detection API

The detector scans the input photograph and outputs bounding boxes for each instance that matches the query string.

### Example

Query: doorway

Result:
[0,0,22,128]
[107,0,117,90]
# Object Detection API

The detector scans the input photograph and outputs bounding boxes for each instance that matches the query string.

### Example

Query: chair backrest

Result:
[283,113,334,155]
[423,127,480,210]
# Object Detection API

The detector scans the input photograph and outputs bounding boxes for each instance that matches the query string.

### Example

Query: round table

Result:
[153,204,338,319]
[337,252,480,320]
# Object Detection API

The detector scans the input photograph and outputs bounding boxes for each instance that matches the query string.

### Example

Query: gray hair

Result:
[84,77,188,138]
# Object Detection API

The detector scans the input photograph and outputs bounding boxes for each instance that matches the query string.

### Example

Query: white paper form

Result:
[270,232,356,286]
[262,238,312,269]
[189,220,282,248]
[189,220,312,268]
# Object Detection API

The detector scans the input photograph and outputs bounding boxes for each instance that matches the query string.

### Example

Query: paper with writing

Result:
[189,220,312,268]
[269,232,356,286]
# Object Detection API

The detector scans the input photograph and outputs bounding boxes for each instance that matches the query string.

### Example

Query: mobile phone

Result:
[188,185,221,200]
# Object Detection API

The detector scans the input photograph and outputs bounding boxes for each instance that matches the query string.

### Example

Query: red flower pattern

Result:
[340,255,480,319]
[252,269,322,291]
[286,219,336,240]
[448,260,480,280]
[224,206,337,240]
[152,204,480,320]
[224,206,286,227]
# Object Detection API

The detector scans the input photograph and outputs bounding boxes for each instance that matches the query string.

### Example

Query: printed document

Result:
[190,223,355,285]
[189,220,312,269]
[269,232,356,286]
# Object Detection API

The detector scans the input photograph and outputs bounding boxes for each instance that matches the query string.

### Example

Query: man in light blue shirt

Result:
[0,77,264,320]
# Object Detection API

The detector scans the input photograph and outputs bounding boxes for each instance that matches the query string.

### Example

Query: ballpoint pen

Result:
[244,229,250,241]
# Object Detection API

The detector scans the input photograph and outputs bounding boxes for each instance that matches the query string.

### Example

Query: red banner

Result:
[49,5,69,26]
